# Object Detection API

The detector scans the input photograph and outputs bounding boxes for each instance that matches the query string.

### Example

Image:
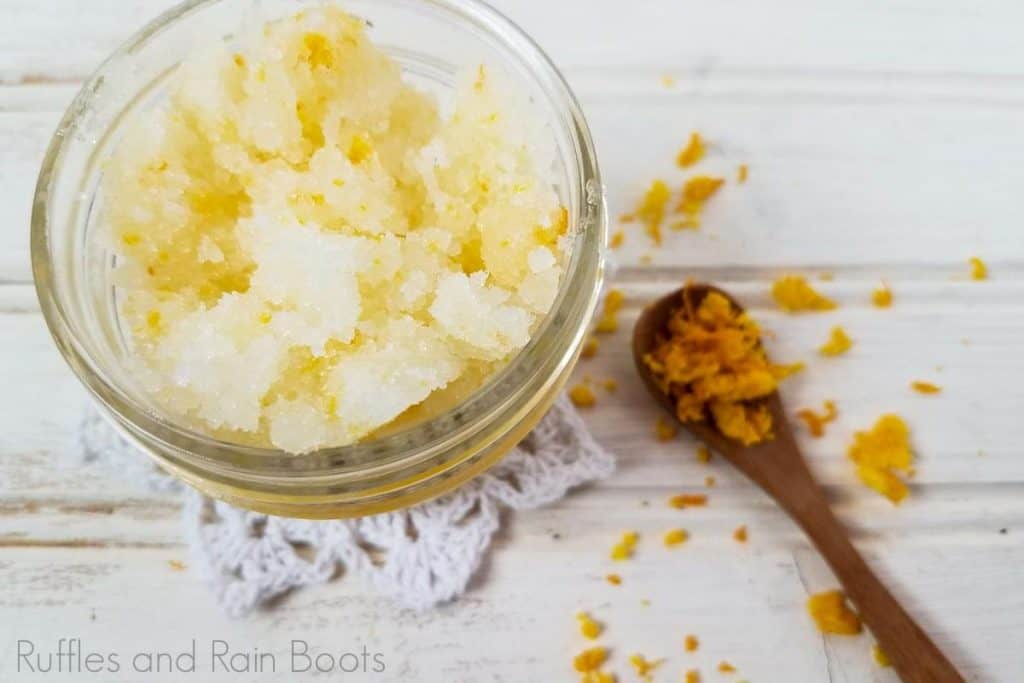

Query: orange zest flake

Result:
[168,559,187,571]
[733,525,748,543]
[610,531,639,561]
[872,282,893,308]
[696,445,712,463]
[911,380,942,394]
[969,256,988,281]
[872,644,891,668]
[704,475,716,488]
[737,164,749,183]
[585,672,616,683]
[663,528,690,547]
[685,670,701,683]
[624,180,672,245]
[668,493,708,509]
[569,383,597,408]
[771,275,837,313]
[581,337,599,359]
[609,230,625,249]
[605,573,622,586]
[676,175,725,224]
[718,661,737,674]
[576,612,603,640]
[628,654,664,682]
[595,289,625,333]
[806,590,863,635]
[643,287,803,445]
[655,416,678,442]
[847,414,913,504]
[573,646,610,673]
[819,326,853,356]
[684,634,699,652]
[796,400,838,437]
[676,132,706,168]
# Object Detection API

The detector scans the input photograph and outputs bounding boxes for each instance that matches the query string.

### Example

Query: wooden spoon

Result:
[632,283,964,683]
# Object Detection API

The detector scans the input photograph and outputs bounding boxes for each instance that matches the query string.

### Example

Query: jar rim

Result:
[31,0,606,487]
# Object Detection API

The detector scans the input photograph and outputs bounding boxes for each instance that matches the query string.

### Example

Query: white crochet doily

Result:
[77,396,614,617]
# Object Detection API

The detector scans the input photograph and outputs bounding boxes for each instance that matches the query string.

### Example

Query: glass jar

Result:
[32,0,606,518]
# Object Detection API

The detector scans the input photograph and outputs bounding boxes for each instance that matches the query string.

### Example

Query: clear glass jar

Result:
[32,0,606,518]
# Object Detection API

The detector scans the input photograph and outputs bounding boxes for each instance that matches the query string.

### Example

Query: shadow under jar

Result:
[32,0,606,519]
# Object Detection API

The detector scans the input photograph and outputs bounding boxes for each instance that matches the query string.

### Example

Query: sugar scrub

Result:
[104,6,567,453]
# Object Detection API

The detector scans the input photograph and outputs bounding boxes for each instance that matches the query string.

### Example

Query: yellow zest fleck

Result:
[301,32,334,69]
[628,654,663,682]
[685,670,701,683]
[737,164,749,183]
[872,644,891,668]
[610,531,639,561]
[733,525,748,543]
[145,310,162,334]
[168,560,186,571]
[588,672,616,683]
[668,493,708,509]
[771,275,837,312]
[663,528,689,547]
[819,326,853,356]
[569,384,597,408]
[796,400,838,437]
[671,216,701,231]
[684,634,699,652]
[605,573,622,586]
[609,230,625,249]
[676,175,724,222]
[655,417,678,442]
[629,180,671,244]
[911,381,942,395]
[848,414,913,504]
[595,289,625,333]
[872,282,893,308]
[576,612,603,640]
[573,646,609,673]
[660,74,676,88]
[704,476,716,488]
[258,312,273,325]
[581,337,599,359]
[232,53,246,68]
[601,379,618,393]
[121,232,141,246]
[718,661,737,674]
[969,256,987,280]
[676,132,705,168]
[807,590,863,635]
[696,445,712,463]
[347,134,373,164]
[473,63,487,91]
[643,287,802,445]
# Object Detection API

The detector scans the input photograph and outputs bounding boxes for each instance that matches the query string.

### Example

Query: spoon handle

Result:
[781,472,964,683]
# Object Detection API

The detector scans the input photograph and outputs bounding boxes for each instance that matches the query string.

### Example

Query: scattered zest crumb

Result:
[655,416,679,442]
[796,400,838,437]
[168,560,187,571]
[911,380,942,395]
[669,493,708,509]
[596,289,625,333]
[676,133,706,168]
[819,326,853,356]
[581,337,599,359]
[576,611,604,640]
[696,445,712,463]
[704,475,716,488]
[663,528,690,547]
[628,654,664,682]
[639,253,653,265]
[685,670,701,683]
[969,256,988,281]
[737,164,748,183]
[807,590,863,635]
[873,644,891,668]
[848,414,913,504]
[872,282,893,308]
[605,573,622,586]
[611,531,640,561]
[733,525,748,543]
[660,74,676,88]
[601,378,618,393]
[570,384,597,408]
[625,180,672,245]
[573,646,610,673]
[718,661,737,674]
[677,176,725,225]
[684,634,700,652]
[610,230,625,249]
[644,287,803,445]
[771,275,837,312]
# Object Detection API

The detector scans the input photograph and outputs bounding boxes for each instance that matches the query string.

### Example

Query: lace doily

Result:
[77,396,614,617]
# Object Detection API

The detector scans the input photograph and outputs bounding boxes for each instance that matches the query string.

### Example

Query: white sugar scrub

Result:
[104,5,568,453]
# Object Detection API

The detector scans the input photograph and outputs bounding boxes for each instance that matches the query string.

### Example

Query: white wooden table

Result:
[2,1,1023,681]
